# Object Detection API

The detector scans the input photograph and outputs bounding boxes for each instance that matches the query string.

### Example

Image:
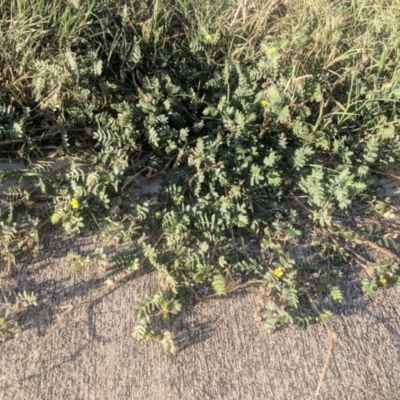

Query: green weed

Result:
[0,0,400,348]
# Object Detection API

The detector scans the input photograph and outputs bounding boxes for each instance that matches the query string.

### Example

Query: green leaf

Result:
[93,60,103,76]
[317,310,333,324]
[266,86,280,103]
[312,84,323,102]
[330,285,344,303]
[392,88,400,99]
[357,165,369,177]
[363,136,379,163]
[194,272,207,283]
[236,213,248,227]
[263,150,278,167]
[51,210,63,225]
[128,258,140,271]
[278,105,290,122]
[133,319,151,340]
[362,278,378,294]
[379,124,395,140]
[160,330,176,354]
[212,273,226,295]
[250,165,264,186]
[267,171,282,187]
[294,146,314,169]
[218,256,227,268]
[283,286,299,308]
[168,300,182,314]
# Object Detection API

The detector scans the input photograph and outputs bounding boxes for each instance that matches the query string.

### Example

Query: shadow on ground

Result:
[0,176,400,399]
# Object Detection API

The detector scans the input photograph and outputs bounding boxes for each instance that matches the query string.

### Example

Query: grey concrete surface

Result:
[0,168,399,400]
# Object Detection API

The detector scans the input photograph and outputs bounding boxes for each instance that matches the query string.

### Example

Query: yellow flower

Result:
[273,267,283,277]
[269,47,277,54]
[205,34,212,42]
[70,198,79,209]
[379,277,387,286]
[261,99,269,107]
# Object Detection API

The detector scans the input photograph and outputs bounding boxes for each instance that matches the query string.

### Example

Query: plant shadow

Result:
[2,214,400,357]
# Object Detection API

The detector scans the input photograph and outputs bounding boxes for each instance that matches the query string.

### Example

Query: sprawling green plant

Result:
[1,0,400,347]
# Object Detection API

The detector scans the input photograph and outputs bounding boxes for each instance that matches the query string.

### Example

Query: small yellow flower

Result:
[273,267,283,277]
[379,277,387,286]
[261,99,269,107]
[268,47,277,54]
[205,34,212,42]
[70,198,79,209]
